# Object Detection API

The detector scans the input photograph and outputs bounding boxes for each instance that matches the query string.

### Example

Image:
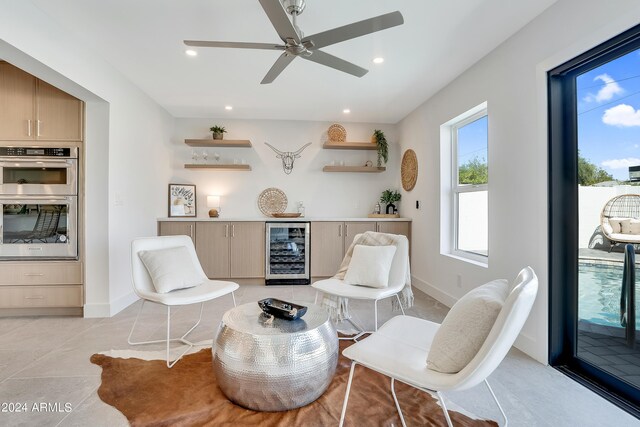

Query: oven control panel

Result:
[0,147,74,157]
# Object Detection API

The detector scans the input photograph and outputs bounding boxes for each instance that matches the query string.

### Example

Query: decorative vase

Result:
[213,132,224,140]
[371,134,377,144]
[385,203,396,214]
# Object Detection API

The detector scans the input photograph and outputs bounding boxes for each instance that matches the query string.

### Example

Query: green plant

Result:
[209,125,227,134]
[380,189,401,205]
[373,129,388,167]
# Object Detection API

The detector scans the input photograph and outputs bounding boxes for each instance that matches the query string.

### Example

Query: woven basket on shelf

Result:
[258,188,288,216]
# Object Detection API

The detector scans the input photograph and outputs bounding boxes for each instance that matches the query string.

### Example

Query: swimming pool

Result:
[579,263,639,327]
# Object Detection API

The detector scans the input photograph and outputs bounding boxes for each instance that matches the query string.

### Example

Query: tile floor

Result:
[0,285,638,426]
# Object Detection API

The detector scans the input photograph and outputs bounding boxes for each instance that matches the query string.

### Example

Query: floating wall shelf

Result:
[185,164,251,171]
[322,141,377,150]
[322,166,385,173]
[184,139,252,148]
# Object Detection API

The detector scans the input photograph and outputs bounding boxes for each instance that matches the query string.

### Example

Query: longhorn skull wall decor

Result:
[264,142,311,174]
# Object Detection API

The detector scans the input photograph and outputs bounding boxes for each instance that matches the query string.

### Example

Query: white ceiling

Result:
[31,0,557,123]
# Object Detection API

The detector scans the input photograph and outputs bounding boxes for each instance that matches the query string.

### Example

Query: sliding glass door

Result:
[549,24,640,417]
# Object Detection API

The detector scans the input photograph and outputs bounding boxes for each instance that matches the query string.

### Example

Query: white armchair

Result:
[339,267,538,426]
[311,233,410,340]
[128,235,239,368]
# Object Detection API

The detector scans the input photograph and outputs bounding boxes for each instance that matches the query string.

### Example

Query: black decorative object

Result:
[386,203,396,214]
[258,298,308,320]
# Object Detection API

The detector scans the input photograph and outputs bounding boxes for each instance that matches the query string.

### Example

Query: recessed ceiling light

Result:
[373,57,384,64]
[225,105,233,110]
[343,109,351,114]
[185,49,198,57]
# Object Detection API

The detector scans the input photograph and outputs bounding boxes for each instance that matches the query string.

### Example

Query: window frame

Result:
[446,104,489,265]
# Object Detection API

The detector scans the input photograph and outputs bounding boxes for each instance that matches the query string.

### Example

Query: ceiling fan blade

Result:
[302,11,404,50]
[258,0,301,44]
[184,40,285,50]
[261,53,296,84]
[301,50,368,78]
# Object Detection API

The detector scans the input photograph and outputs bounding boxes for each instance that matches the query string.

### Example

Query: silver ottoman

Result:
[213,302,338,412]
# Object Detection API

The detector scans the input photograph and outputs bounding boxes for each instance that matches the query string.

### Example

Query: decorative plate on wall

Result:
[327,124,346,142]
[258,188,288,216]
[401,149,418,191]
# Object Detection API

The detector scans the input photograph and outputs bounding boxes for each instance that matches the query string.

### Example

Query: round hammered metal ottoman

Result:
[213,302,338,411]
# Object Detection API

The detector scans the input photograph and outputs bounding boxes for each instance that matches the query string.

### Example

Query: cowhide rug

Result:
[91,340,497,427]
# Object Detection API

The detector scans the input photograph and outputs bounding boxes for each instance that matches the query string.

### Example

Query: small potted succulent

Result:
[372,129,388,167]
[210,125,227,140]
[380,189,401,214]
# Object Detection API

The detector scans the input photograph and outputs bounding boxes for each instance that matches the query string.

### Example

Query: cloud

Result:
[602,104,640,127]
[584,74,624,102]
[601,157,640,169]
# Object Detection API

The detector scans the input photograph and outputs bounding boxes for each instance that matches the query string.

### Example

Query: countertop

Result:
[157,217,411,222]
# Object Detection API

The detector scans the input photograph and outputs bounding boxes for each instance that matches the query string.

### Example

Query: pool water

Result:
[579,263,639,328]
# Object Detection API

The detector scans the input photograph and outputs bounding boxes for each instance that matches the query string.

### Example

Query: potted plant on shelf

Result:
[210,125,227,140]
[380,189,401,215]
[372,129,388,167]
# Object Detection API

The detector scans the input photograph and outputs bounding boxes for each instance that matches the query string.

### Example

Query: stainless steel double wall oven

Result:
[0,147,78,259]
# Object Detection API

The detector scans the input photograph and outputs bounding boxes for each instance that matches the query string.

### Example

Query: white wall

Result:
[173,119,400,218]
[0,1,175,316]
[398,0,640,363]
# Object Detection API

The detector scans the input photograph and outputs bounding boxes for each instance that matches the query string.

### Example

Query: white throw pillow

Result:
[620,219,632,234]
[343,245,397,288]
[426,279,509,374]
[138,246,206,294]
[608,217,624,234]
[629,219,640,234]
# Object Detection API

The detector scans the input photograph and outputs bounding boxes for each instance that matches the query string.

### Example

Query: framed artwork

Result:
[168,184,196,217]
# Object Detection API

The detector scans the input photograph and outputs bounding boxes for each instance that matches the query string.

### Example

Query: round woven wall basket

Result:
[401,149,418,191]
[258,188,288,216]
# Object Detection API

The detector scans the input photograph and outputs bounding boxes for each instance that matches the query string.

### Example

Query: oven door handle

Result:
[0,161,73,168]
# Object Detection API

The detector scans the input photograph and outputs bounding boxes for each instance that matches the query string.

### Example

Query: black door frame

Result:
[548,24,640,417]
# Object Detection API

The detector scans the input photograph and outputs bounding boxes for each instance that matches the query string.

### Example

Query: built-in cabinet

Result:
[310,221,410,277]
[0,61,83,141]
[0,262,83,310]
[159,221,265,279]
[158,219,410,282]
[0,61,85,316]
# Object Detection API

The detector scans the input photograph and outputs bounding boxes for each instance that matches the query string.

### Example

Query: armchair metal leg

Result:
[484,379,508,427]
[231,291,237,307]
[390,378,407,427]
[374,299,379,331]
[436,392,454,427]
[339,361,357,427]
[128,300,206,368]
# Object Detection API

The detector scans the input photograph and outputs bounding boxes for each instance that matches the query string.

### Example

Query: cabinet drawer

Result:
[0,262,82,285]
[0,285,83,308]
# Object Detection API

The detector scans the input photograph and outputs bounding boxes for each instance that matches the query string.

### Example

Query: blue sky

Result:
[457,115,488,173]
[577,48,640,181]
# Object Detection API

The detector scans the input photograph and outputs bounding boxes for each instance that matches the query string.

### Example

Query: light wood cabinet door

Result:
[311,222,345,277]
[158,221,195,242]
[0,62,36,140]
[376,221,410,238]
[344,221,376,245]
[0,285,83,308]
[195,222,230,278]
[230,222,265,278]
[36,80,83,141]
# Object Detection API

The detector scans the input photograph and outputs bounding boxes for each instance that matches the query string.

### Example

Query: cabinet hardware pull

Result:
[189,224,193,237]
[232,224,235,238]
[24,273,44,277]
[25,296,45,299]
[225,224,229,238]
[37,120,41,137]
[345,224,349,237]
[27,120,32,137]
[338,224,342,237]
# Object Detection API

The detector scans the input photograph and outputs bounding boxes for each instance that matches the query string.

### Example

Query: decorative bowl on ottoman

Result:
[213,302,338,411]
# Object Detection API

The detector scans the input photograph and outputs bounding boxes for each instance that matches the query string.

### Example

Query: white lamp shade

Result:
[207,195,221,208]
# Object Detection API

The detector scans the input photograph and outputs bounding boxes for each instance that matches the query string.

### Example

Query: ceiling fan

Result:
[184,0,404,84]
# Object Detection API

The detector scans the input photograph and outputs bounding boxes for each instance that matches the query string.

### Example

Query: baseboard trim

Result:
[83,303,110,318]
[411,275,456,308]
[110,291,139,316]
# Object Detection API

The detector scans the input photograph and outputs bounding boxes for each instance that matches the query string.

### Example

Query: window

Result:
[441,103,488,264]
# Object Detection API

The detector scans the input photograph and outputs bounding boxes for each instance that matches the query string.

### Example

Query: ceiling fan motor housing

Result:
[282,0,306,15]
